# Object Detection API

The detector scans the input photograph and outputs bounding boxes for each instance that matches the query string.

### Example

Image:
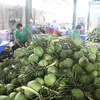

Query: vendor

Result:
[70,25,81,39]
[32,25,37,33]
[12,23,32,52]
[50,20,59,35]
[65,27,71,35]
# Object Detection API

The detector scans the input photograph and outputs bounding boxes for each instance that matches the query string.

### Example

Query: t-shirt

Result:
[70,29,80,39]
[65,29,71,35]
[49,23,59,30]
[14,27,31,43]
[32,25,36,31]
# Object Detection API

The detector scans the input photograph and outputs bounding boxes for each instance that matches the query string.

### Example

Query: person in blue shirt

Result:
[32,25,37,34]
[65,27,71,35]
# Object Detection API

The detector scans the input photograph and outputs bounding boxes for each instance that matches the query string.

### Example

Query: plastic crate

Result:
[80,35,87,41]
[0,41,9,53]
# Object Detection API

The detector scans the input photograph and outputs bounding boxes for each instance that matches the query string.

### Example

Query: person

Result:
[70,25,81,39]
[80,20,85,34]
[65,27,71,35]
[10,29,14,41]
[12,23,32,52]
[50,20,59,35]
[32,25,37,34]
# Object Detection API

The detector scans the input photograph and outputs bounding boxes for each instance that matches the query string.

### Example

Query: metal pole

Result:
[2,1,5,29]
[87,1,91,31]
[33,8,36,25]
[25,0,32,31]
[72,0,77,29]
[33,0,36,25]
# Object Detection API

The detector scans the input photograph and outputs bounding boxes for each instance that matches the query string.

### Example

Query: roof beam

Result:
[51,0,72,7]
[42,0,72,7]
[63,0,73,4]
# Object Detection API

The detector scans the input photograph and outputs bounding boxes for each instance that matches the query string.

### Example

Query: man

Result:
[12,23,32,51]
[32,25,37,34]
[50,20,59,35]
[70,25,81,39]
[65,27,71,35]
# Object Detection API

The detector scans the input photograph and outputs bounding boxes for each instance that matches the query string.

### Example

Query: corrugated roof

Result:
[41,0,73,7]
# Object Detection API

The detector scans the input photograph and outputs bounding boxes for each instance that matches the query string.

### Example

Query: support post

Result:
[2,2,5,29]
[87,1,91,31]
[25,0,32,31]
[72,0,77,29]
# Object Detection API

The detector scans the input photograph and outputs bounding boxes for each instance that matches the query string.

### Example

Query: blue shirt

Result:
[65,29,71,35]
[32,26,36,31]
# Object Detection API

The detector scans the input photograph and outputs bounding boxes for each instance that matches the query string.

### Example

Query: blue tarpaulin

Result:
[0,41,9,53]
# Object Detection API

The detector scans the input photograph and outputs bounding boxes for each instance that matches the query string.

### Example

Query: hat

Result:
[53,20,56,23]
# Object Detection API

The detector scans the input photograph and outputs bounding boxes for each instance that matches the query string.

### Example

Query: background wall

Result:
[0,3,54,31]
[0,3,15,30]
[0,2,100,31]
[90,11,100,30]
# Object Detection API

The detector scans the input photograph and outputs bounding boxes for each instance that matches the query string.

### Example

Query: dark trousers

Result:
[12,42,25,53]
